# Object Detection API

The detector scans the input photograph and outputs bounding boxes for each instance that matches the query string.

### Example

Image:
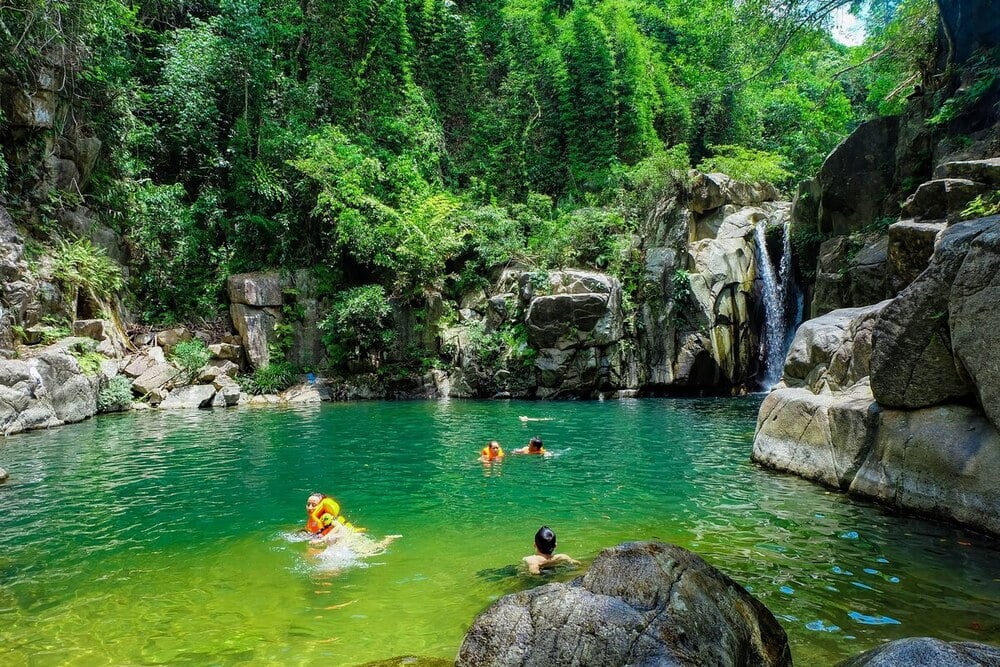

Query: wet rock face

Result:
[457,541,792,667]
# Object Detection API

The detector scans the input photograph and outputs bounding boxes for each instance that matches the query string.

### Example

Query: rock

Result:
[527,294,616,349]
[870,218,996,408]
[850,404,1000,537]
[690,204,737,242]
[752,383,880,490]
[811,236,850,316]
[228,272,283,307]
[132,332,155,347]
[0,350,100,436]
[229,303,277,369]
[900,178,986,223]
[73,136,102,184]
[688,172,780,214]
[783,301,890,392]
[45,155,80,192]
[816,115,899,235]
[938,158,1000,186]
[206,359,240,378]
[0,467,7,482]
[148,346,166,364]
[837,637,1000,667]
[131,363,180,395]
[846,237,888,306]
[156,327,192,351]
[525,271,622,350]
[208,343,241,361]
[456,541,791,667]
[949,219,1000,431]
[938,0,1000,64]
[485,294,517,332]
[2,87,56,128]
[212,376,242,406]
[121,354,154,379]
[280,382,326,403]
[146,387,168,406]
[791,178,821,232]
[159,385,217,409]
[888,220,945,295]
[73,319,126,358]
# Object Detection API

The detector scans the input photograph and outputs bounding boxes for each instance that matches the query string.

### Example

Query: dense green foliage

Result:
[97,376,135,413]
[0,0,940,327]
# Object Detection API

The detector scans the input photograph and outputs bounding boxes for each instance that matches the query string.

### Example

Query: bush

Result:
[320,285,395,368]
[98,376,133,413]
[169,339,211,376]
[242,361,297,395]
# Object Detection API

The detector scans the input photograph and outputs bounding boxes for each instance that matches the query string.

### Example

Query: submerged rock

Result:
[456,541,791,667]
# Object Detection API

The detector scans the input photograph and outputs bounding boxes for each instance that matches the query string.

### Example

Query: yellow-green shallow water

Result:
[1,398,998,665]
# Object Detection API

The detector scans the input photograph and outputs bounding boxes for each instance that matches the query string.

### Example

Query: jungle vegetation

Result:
[0,0,938,326]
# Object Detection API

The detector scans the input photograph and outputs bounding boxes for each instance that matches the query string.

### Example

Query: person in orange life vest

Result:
[512,436,548,456]
[479,440,504,462]
[305,492,361,538]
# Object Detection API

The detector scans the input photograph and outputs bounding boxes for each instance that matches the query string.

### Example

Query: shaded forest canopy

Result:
[0,0,937,323]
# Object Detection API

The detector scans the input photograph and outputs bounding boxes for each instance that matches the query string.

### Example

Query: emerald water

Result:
[2,398,998,665]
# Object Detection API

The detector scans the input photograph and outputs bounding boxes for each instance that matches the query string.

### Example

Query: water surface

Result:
[1,398,998,665]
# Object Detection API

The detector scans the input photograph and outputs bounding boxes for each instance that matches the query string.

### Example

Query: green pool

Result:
[1,398,998,665]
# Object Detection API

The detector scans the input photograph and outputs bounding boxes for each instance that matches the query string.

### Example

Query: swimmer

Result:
[519,416,555,422]
[304,492,363,538]
[305,493,400,553]
[511,436,549,456]
[523,525,579,575]
[479,440,504,462]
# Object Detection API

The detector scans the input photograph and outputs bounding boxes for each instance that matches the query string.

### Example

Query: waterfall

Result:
[754,218,795,389]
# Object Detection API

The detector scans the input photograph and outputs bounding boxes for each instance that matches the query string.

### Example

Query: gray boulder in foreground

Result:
[456,541,791,667]
[837,637,1000,667]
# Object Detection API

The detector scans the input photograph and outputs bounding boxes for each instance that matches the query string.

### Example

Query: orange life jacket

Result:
[481,445,504,460]
[306,496,362,535]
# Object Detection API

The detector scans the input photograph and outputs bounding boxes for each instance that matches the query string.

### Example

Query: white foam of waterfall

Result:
[754,219,793,389]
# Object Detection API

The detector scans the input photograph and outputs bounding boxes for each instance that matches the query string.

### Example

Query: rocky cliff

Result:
[753,2,1000,535]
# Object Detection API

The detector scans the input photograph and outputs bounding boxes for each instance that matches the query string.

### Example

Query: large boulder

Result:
[228,272,283,307]
[850,404,1000,536]
[816,115,900,236]
[752,383,880,490]
[900,178,986,223]
[949,220,1000,431]
[783,301,889,392]
[230,303,278,369]
[0,348,101,436]
[688,172,781,214]
[870,218,998,408]
[456,541,791,667]
[887,220,945,295]
[159,384,216,409]
[837,637,1000,667]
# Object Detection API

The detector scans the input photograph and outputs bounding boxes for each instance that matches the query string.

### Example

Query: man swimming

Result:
[523,525,579,575]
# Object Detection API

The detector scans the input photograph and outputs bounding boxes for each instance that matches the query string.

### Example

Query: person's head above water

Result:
[534,525,556,556]
[528,437,544,452]
[306,493,324,511]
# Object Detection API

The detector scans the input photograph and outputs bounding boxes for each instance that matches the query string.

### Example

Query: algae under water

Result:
[1,398,998,665]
